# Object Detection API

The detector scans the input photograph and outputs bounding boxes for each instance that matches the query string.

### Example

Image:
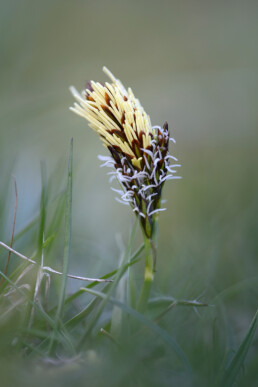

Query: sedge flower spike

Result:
[70,67,180,238]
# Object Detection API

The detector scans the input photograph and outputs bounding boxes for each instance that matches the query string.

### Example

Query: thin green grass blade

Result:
[23,328,55,340]
[65,250,143,328]
[0,260,27,292]
[126,228,141,311]
[147,296,209,323]
[127,263,137,309]
[219,309,258,387]
[78,221,139,345]
[55,245,143,328]
[55,138,73,324]
[26,329,75,357]
[22,162,48,332]
[6,189,65,248]
[5,186,65,249]
[37,161,48,259]
[85,243,144,290]
[25,317,75,357]
[149,296,209,308]
[81,287,192,373]
[111,223,139,336]
[48,139,73,354]
[66,283,111,328]
[213,276,258,303]
[8,217,38,245]
[0,160,15,236]
[0,270,55,327]
[19,340,47,357]
[44,190,66,256]
[110,262,126,338]
[66,251,143,328]
[42,233,56,249]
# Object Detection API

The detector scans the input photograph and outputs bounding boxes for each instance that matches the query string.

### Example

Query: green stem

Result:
[137,236,154,313]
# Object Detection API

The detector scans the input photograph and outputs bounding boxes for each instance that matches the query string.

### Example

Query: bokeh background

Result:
[1,0,258,385]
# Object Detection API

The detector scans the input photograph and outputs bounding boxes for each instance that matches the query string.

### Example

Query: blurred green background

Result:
[1,0,258,385]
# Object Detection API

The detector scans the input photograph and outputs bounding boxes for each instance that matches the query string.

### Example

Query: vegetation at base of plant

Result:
[0,140,257,387]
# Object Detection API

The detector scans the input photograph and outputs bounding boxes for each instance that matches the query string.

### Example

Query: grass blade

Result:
[48,139,73,354]
[55,138,73,324]
[22,161,48,331]
[0,177,18,287]
[0,270,55,327]
[81,287,192,373]
[149,296,209,308]
[37,161,47,259]
[219,309,258,387]
[45,244,144,327]
[78,220,139,345]
[65,252,142,328]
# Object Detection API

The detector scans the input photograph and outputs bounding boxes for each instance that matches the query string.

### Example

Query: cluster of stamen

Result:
[70,67,180,238]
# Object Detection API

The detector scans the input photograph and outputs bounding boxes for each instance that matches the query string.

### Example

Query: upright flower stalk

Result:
[70,67,180,311]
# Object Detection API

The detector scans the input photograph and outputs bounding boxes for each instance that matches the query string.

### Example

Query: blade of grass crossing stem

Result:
[219,309,258,387]
[78,220,138,347]
[81,287,192,373]
[49,139,73,353]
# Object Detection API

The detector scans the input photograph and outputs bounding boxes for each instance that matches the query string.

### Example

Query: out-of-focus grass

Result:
[0,139,257,386]
[1,0,258,385]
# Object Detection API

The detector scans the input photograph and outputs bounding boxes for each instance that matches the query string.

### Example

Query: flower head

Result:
[70,67,180,238]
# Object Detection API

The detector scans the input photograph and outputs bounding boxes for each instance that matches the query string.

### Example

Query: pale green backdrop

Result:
[0,0,258,384]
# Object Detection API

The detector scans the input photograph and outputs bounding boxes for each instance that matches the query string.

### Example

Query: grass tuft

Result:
[0,140,257,386]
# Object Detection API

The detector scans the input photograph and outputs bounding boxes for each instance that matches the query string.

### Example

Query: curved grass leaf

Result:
[219,309,258,387]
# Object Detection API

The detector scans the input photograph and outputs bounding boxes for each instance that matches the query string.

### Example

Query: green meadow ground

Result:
[1,1,258,386]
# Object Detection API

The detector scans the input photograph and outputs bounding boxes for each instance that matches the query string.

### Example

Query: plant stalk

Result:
[137,235,155,313]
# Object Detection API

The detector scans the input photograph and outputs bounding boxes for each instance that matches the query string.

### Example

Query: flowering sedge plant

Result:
[70,67,180,311]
